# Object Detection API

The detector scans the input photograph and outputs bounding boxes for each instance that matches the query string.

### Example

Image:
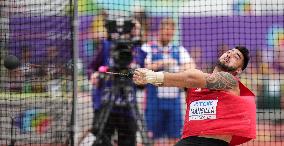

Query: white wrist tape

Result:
[145,71,164,86]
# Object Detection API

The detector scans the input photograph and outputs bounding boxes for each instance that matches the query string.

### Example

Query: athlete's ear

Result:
[231,67,242,76]
[235,67,242,75]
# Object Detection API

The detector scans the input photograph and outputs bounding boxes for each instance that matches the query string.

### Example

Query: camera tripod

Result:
[92,73,153,146]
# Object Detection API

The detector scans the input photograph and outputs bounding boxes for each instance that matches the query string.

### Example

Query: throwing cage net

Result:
[0,0,74,145]
[0,0,284,146]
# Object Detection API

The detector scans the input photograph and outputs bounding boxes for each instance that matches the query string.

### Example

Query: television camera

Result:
[105,18,141,72]
[92,18,152,146]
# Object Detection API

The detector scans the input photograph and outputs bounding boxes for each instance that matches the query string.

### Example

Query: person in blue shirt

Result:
[88,20,147,146]
[141,18,196,145]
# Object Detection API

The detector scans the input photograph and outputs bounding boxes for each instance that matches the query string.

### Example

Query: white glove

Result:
[133,68,164,86]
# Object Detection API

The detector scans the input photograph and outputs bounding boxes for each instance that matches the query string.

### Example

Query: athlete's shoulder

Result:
[205,71,238,90]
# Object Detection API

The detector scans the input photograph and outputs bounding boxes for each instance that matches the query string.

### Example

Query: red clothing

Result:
[182,81,256,146]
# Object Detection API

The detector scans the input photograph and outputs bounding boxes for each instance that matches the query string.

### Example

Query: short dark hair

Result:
[235,46,250,70]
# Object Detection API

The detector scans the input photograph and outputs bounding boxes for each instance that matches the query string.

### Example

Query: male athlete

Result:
[133,46,256,146]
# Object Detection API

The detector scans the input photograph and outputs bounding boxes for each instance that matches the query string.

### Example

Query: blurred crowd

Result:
[87,9,284,110]
[5,45,72,94]
[2,8,284,145]
[85,9,284,145]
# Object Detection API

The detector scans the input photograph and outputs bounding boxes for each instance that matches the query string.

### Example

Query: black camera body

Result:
[105,18,140,72]
[92,18,152,146]
[109,39,133,71]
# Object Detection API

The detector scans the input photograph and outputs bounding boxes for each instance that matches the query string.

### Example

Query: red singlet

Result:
[182,81,256,146]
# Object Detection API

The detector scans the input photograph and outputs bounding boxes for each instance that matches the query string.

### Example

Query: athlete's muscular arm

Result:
[133,68,238,90]
[204,72,238,90]
[162,69,207,88]
[162,70,238,90]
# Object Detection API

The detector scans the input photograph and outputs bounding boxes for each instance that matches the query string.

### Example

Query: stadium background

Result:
[0,0,284,145]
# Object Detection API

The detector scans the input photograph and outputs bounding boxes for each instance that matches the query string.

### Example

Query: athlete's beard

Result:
[216,60,237,72]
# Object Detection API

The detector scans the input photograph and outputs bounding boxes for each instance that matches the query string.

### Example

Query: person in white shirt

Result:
[141,18,196,145]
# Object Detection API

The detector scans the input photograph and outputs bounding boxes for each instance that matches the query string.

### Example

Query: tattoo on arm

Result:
[205,72,238,90]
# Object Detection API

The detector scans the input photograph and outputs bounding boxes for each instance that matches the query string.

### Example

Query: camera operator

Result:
[87,18,146,146]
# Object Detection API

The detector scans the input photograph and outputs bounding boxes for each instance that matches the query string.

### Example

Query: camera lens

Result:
[112,42,133,70]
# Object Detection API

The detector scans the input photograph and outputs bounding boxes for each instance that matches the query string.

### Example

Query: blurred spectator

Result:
[245,49,260,74]
[251,49,270,75]
[42,46,66,95]
[272,119,284,141]
[20,47,39,77]
[132,7,150,43]
[10,46,41,92]
[130,19,147,69]
[83,10,109,68]
[241,49,264,98]
[258,72,282,109]
[90,10,108,41]
[272,47,284,109]
[87,19,146,146]
[45,46,63,78]
[249,46,284,109]
[273,46,284,74]
[141,18,195,145]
